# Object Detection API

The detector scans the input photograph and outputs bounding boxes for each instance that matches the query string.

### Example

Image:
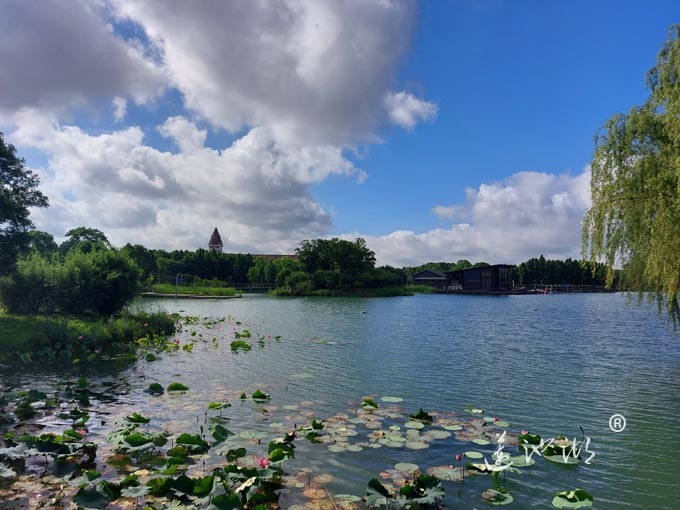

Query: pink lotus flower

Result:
[144,322,149,327]
[77,335,84,340]
[94,349,100,354]
[521,429,528,435]
[494,417,498,421]
[76,429,88,437]
[256,457,270,468]
[455,453,462,462]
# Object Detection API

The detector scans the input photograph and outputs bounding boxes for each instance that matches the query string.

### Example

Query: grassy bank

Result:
[270,286,413,297]
[150,283,239,296]
[404,284,437,294]
[0,310,177,362]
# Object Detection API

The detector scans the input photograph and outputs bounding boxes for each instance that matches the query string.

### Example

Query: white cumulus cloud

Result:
[0,0,163,115]
[384,91,438,129]
[364,169,592,267]
[15,114,365,252]
[110,0,422,146]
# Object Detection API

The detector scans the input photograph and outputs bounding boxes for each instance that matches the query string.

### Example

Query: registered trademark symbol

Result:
[609,414,626,432]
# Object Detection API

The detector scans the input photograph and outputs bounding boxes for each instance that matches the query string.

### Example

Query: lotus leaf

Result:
[552,488,594,508]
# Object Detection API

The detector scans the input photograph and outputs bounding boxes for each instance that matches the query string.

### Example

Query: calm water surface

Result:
[3,293,679,508]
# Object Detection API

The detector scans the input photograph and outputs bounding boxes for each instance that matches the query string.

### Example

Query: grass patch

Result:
[150,284,239,296]
[0,310,177,362]
[405,285,438,294]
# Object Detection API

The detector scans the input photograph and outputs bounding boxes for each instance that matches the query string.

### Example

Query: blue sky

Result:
[316,0,678,235]
[1,1,677,266]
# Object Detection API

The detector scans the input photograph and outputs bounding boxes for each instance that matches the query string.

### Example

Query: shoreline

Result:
[140,292,242,299]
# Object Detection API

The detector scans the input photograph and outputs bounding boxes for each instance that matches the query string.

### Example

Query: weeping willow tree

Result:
[583,26,680,319]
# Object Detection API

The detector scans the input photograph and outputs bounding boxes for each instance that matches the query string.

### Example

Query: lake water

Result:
[3,292,679,508]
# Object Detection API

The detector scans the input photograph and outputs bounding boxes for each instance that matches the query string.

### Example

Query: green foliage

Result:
[230,340,252,351]
[60,226,111,255]
[0,133,49,274]
[583,25,680,318]
[24,230,58,258]
[512,256,609,287]
[167,382,189,392]
[409,408,434,423]
[151,283,238,296]
[296,237,376,287]
[0,249,142,315]
[0,310,175,361]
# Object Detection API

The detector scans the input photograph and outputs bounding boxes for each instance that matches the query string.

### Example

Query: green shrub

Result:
[0,249,141,315]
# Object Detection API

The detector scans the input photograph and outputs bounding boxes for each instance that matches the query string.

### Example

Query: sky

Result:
[1,0,678,267]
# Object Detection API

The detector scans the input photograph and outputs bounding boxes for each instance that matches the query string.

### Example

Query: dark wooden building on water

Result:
[413,264,513,293]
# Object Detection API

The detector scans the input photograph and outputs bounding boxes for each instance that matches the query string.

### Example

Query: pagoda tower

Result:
[208,228,223,253]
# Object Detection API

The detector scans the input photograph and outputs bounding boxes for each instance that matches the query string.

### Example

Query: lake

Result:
[2,292,679,508]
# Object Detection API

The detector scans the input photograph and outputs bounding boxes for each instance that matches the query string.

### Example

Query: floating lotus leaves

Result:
[380,396,404,403]
[125,412,150,424]
[409,408,433,423]
[544,454,580,465]
[464,451,484,459]
[441,424,463,431]
[394,462,419,472]
[208,401,231,410]
[405,440,429,449]
[483,488,514,506]
[313,473,334,485]
[251,389,270,401]
[472,438,490,445]
[552,488,594,508]
[426,465,465,482]
[420,429,450,441]
[404,421,424,429]
[144,383,164,396]
[361,397,379,409]
[167,382,189,392]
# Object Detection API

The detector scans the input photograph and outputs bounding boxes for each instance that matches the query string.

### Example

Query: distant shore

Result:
[141,292,242,299]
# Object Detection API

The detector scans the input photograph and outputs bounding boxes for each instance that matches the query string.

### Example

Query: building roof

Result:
[208,228,223,247]
[446,264,514,276]
[413,269,447,279]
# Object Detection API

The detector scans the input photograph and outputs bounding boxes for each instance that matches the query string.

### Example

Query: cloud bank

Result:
[367,169,591,266]
[1,0,589,265]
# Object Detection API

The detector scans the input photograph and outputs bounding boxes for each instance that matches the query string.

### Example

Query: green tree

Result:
[25,230,58,258]
[60,226,111,254]
[296,238,375,288]
[583,26,680,317]
[0,132,48,273]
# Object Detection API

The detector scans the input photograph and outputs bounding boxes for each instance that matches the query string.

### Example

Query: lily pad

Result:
[380,396,404,403]
[394,462,419,472]
[313,474,334,485]
[552,488,594,508]
[422,430,451,440]
[483,488,514,506]
[441,424,463,431]
[464,451,484,459]
[404,421,424,429]
[544,454,580,465]
[472,438,490,445]
[405,440,429,450]
[426,465,464,482]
